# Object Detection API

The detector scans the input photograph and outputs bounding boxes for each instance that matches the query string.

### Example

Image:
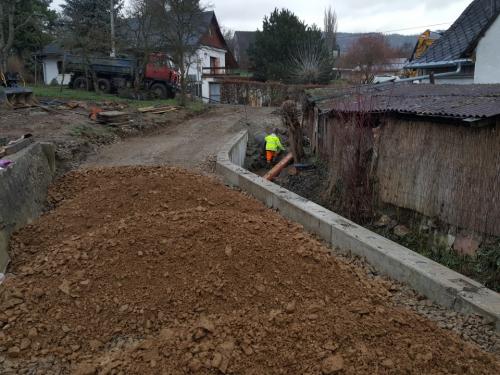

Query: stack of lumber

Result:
[137,105,179,115]
[96,111,129,126]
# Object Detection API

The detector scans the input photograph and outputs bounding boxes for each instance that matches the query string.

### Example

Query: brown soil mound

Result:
[1,167,499,374]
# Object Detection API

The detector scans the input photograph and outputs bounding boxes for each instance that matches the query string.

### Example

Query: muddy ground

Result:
[0,101,206,174]
[1,167,499,374]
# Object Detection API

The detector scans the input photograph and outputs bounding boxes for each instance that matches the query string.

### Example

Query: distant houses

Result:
[36,11,237,103]
[406,0,500,84]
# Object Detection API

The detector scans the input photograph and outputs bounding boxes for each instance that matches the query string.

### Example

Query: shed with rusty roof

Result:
[303,84,500,237]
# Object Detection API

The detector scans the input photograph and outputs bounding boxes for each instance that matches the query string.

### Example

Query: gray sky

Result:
[51,0,474,35]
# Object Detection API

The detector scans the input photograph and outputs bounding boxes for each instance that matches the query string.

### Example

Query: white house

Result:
[406,0,500,84]
[37,43,72,85]
[186,11,237,103]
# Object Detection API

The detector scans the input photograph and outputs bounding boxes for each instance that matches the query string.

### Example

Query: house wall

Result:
[42,57,71,85]
[187,45,226,102]
[304,106,500,236]
[475,15,500,84]
[42,58,59,84]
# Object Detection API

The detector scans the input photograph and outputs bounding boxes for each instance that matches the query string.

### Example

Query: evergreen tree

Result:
[61,0,123,56]
[249,8,334,84]
[249,8,308,82]
[0,0,56,71]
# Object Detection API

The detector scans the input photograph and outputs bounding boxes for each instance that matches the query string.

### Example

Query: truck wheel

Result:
[73,77,90,91]
[97,78,112,93]
[150,83,167,99]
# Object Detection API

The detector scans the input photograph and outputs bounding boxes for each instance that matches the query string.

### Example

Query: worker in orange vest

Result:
[265,128,285,166]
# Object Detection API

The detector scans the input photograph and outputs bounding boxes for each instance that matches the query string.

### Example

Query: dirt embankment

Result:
[0,102,204,175]
[1,167,498,374]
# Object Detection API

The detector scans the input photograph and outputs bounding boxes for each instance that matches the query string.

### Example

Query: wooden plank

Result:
[4,137,34,156]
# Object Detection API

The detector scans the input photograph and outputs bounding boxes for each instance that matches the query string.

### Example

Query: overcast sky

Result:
[51,0,474,35]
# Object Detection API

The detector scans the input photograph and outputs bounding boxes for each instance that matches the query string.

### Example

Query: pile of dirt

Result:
[1,167,499,374]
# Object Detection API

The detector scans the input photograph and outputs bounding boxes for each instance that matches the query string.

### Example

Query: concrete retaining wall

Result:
[0,142,56,272]
[216,131,500,331]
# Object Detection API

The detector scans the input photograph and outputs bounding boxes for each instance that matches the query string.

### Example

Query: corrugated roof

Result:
[409,0,500,66]
[308,84,500,120]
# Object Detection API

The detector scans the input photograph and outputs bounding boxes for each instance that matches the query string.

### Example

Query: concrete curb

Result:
[216,131,500,332]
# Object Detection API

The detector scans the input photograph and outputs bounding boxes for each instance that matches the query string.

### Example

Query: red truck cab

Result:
[145,53,180,99]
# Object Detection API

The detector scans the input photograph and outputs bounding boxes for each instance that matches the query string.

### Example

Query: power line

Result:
[377,22,452,34]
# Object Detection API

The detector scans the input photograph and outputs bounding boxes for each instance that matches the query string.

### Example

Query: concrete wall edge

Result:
[216,130,500,332]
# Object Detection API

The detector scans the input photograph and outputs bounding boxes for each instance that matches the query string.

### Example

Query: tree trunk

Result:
[281,100,305,163]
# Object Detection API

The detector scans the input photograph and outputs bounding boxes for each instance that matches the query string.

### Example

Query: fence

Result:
[304,104,500,236]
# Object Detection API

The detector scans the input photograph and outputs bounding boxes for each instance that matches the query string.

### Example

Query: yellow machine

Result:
[0,71,37,109]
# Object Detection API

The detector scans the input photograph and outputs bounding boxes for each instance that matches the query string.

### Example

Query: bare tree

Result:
[0,0,34,71]
[281,100,304,162]
[126,0,165,88]
[164,0,205,106]
[221,26,236,55]
[324,6,338,58]
[338,34,397,83]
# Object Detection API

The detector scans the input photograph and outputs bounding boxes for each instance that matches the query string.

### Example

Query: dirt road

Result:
[2,167,499,374]
[83,106,278,170]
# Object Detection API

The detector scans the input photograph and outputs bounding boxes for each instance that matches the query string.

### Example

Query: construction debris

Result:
[1,167,498,374]
[1,134,34,156]
[137,105,179,114]
[96,110,129,125]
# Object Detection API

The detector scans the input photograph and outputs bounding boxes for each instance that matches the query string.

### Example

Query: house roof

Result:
[234,31,256,54]
[307,84,500,122]
[408,0,500,67]
[39,42,64,57]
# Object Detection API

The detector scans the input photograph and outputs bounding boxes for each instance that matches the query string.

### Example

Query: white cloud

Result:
[51,0,474,34]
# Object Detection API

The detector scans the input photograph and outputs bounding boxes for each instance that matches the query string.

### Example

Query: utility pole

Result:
[110,0,116,57]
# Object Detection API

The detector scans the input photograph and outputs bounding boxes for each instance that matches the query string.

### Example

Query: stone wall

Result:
[219,80,322,107]
[0,142,56,271]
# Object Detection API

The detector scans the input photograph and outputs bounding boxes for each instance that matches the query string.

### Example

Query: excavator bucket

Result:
[0,86,37,109]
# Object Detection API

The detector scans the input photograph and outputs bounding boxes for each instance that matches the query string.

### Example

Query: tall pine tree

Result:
[61,0,123,56]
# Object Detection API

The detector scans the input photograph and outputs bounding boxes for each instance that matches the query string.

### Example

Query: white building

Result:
[406,0,500,84]
[37,43,72,85]
[186,11,237,103]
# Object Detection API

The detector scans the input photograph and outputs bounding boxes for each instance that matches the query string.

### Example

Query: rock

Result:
[374,215,391,228]
[323,342,339,352]
[393,225,411,238]
[89,339,103,351]
[241,343,253,355]
[73,362,97,375]
[211,352,223,368]
[7,346,21,357]
[382,359,394,368]
[193,328,207,341]
[198,316,215,333]
[321,354,344,374]
[58,280,71,296]
[28,328,38,338]
[224,245,233,257]
[159,328,175,341]
[20,338,31,350]
[188,358,202,372]
[453,235,481,256]
[284,301,296,313]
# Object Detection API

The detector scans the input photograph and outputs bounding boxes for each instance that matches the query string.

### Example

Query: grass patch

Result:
[69,124,118,144]
[32,85,205,112]
[375,227,500,292]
